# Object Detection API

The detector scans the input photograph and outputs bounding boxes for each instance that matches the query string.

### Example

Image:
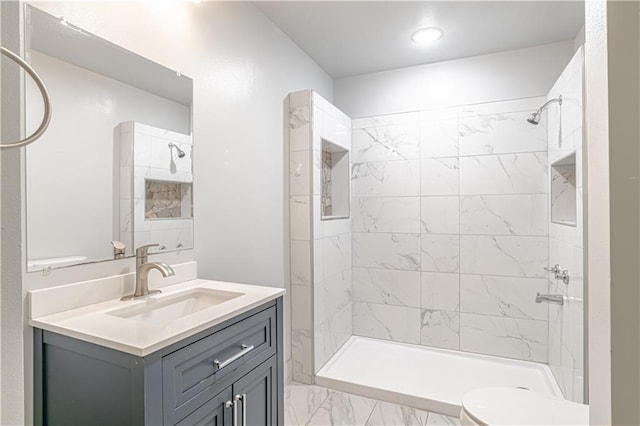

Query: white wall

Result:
[334,41,575,118]
[25,51,190,263]
[3,1,333,424]
[604,1,640,424]
[585,1,640,423]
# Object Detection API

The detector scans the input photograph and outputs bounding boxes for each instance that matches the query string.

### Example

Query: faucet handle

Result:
[136,243,159,258]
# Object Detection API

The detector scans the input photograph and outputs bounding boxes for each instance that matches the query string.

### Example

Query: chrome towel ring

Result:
[1,45,51,149]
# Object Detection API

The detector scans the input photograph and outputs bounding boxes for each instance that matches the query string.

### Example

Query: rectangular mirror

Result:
[24,5,194,272]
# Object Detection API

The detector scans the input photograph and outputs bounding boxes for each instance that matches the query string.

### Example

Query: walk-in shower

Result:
[287,46,586,417]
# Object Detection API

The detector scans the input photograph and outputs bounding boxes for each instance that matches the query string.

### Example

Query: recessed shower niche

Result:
[550,152,577,226]
[145,180,192,220]
[321,139,350,220]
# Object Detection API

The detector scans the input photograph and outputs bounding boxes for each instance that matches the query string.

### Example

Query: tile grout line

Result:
[457,107,463,351]
[302,387,334,425]
[363,401,379,426]
[418,114,424,346]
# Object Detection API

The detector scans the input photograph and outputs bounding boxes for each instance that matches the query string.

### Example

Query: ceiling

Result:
[255,1,585,79]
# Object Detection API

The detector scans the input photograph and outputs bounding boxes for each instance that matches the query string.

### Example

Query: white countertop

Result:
[29,278,285,356]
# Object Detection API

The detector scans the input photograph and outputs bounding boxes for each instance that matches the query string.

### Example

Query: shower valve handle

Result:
[544,264,561,274]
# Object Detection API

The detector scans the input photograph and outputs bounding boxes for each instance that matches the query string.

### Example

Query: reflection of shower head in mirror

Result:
[168,142,186,158]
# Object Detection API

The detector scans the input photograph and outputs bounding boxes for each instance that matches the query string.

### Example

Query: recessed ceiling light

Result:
[411,27,444,44]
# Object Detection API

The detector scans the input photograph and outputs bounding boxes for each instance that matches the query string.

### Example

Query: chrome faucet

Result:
[535,293,564,305]
[121,244,175,301]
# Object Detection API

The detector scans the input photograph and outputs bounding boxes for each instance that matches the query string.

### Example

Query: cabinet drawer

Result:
[163,306,276,424]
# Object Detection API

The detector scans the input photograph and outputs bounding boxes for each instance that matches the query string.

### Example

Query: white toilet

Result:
[460,387,589,425]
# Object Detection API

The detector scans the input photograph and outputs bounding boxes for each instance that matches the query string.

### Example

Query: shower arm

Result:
[537,95,563,114]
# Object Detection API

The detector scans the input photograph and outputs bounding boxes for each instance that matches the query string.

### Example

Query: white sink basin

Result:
[108,288,244,327]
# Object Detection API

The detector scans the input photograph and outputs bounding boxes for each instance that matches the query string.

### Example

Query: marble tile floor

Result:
[285,382,461,426]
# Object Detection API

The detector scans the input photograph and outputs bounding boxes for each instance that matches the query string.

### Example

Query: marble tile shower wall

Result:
[288,90,352,383]
[351,97,551,363]
[546,47,584,403]
[116,122,193,255]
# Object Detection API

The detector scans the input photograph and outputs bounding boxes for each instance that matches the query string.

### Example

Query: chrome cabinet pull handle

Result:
[234,394,242,426]
[225,400,235,426]
[213,344,254,370]
[241,394,247,426]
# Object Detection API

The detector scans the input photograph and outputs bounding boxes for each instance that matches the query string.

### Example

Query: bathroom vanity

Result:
[29,269,285,426]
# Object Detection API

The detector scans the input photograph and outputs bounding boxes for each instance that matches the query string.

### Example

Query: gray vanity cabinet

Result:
[234,355,277,426]
[175,387,232,426]
[34,298,284,426]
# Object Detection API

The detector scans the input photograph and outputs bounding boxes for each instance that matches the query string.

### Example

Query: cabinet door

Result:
[176,386,233,426]
[233,356,277,426]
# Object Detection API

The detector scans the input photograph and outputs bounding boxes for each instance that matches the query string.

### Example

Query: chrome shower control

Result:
[544,264,570,284]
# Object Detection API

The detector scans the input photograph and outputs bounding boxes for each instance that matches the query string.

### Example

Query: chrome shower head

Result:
[526,95,563,125]
[527,112,541,125]
[168,142,186,158]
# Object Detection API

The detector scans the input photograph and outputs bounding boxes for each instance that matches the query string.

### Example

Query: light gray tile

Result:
[323,216,352,237]
[460,274,548,320]
[460,235,548,278]
[420,118,459,158]
[323,233,352,278]
[353,267,421,307]
[421,197,460,234]
[458,110,547,156]
[459,152,548,195]
[426,413,461,425]
[285,384,330,426]
[306,390,377,426]
[352,160,420,197]
[291,196,311,241]
[313,239,324,284]
[291,240,311,285]
[291,285,312,330]
[420,158,459,196]
[353,197,421,233]
[315,303,353,370]
[366,401,430,426]
[352,123,420,163]
[353,302,421,344]
[421,272,460,311]
[290,105,311,152]
[460,313,548,362]
[420,310,460,350]
[421,234,460,273]
[353,233,421,271]
[291,329,313,384]
[459,97,546,117]
[460,194,548,236]
[315,270,352,326]
[290,150,311,196]
[353,112,419,130]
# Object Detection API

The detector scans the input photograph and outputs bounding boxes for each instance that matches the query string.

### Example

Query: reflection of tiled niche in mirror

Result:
[145,180,193,219]
[321,139,350,220]
[550,152,577,226]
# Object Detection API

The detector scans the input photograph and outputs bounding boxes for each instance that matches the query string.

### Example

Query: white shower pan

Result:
[315,336,563,417]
